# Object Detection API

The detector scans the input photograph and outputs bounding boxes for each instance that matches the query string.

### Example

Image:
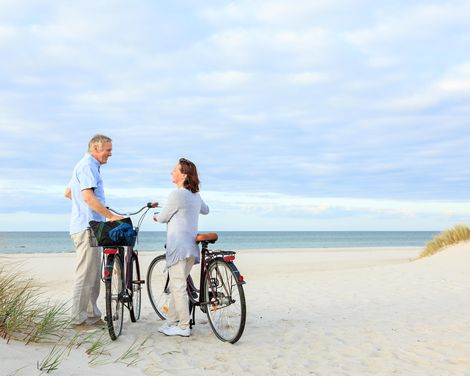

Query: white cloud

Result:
[0,25,17,42]
[346,1,470,48]
[0,1,469,231]
[386,62,470,111]
[196,71,253,90]
[286,72,329,85]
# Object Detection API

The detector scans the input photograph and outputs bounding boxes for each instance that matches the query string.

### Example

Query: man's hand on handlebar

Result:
[147,202,159,208]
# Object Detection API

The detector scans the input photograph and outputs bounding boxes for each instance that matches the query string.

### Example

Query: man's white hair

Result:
[88,134,112,151]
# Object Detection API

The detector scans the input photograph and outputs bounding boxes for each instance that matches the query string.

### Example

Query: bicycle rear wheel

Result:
[129,253,141,322]
[204,259,246,343]
[146,254,170,320]
[105,254,124,340]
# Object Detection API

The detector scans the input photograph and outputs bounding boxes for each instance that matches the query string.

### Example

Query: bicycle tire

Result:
[204,259,246,343]
[129,253,141,322]
[105,254,124,340]
[146,254,170,320]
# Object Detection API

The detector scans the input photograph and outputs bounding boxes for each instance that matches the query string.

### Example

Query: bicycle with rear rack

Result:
[89,202,158,340]
[146,232,246,344]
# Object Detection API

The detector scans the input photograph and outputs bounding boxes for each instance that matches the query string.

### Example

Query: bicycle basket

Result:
[88,218,136,247]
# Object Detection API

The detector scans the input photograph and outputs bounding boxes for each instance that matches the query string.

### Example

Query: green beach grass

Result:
[0,266,71,344]
[419,224,470,258]
[1,265,151,373]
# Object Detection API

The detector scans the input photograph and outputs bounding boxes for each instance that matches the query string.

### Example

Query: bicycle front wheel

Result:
[204,259,246,343]
[146,254,170,320]
[129,253,141,322]
[105,254,124,340]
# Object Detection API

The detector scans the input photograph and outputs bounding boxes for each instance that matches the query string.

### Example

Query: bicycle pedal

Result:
[133,280,145,285]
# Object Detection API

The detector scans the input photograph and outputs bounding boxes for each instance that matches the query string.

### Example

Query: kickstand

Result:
[189,305,196,329]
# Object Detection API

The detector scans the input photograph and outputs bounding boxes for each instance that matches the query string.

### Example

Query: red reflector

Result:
[104,270,110,277]
[104,248,117,254]
[239,275,244,282]
[223,255,235,261]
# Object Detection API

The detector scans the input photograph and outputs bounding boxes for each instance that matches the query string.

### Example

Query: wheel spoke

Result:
[105,255,124,340]
[147,255,170,320]
[205,260,246,343]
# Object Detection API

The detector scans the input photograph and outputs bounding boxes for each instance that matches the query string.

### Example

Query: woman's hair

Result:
[179,158,200,193]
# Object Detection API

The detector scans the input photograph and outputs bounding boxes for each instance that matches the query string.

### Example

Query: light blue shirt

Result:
[68,153,106,235]
[155,188,209,268]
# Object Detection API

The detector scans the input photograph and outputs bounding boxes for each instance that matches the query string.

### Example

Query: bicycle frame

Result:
[101,246,134,303]
[188,241,246,327]
[147,232,247,343]
[96,202,157,339]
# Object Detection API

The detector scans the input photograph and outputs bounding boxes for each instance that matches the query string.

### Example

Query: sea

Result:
[0,231,439,254]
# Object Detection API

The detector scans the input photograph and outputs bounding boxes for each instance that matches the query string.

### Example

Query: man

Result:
[65,134,124,327]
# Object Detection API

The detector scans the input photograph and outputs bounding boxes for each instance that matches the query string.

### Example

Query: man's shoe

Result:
[88,318,106,327]
[162,325,190,337]
[85,317,106,326]
[72,322,95,331]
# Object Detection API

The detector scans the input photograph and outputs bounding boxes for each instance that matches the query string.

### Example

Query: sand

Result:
[2,243,470,375]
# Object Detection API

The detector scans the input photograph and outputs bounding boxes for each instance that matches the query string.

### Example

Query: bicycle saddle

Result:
[196,233,218,243]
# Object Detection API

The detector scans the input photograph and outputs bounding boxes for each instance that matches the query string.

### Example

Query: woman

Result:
[153,158,209,337]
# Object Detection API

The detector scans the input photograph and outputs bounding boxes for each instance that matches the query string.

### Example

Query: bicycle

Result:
[89,202,158,340]
[146,233,247,343]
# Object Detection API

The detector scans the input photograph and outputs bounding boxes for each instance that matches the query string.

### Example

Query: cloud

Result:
[0,1,469,231]
[385,62,470,111]
[346,1,470,48]
[286,72,329,85]
[196,70,254,91]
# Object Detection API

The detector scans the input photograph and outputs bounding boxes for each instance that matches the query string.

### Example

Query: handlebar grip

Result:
[147,202,159,208]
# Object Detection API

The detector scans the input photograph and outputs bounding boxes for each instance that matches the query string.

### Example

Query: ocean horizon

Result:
[0,231,438,254]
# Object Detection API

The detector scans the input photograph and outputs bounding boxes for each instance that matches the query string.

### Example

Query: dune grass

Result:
[1,265,152,373]
[419,224,470,258]
[0,266,71,344]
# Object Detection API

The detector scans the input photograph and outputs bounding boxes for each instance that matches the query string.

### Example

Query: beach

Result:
[2,244,470,375]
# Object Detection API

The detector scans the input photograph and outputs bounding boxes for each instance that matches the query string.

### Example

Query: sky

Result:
[1,0,470,231]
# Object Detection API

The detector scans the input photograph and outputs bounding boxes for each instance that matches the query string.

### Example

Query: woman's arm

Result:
[200,199,209,215]
[154,190,179,223]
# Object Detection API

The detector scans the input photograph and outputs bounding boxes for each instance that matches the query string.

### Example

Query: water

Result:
[0,231,438,254]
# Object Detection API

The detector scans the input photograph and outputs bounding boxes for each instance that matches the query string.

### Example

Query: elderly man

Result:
[65,134,124,327]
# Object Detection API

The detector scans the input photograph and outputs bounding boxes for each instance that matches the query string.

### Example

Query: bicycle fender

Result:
[103,254,115,281]
[226,261,246,285]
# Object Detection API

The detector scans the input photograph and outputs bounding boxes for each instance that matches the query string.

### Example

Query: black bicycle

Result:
[147,233,247,343]
[90,202,158,340]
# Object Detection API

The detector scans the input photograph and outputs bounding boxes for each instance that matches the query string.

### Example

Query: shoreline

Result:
[0,245,422,254]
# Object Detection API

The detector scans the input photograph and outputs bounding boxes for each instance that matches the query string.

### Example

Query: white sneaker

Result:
[162,325,190,337]
[158,321,177,333]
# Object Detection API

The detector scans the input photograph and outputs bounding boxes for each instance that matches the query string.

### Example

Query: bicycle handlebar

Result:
[106,202,159,231]
[107,202,159,216]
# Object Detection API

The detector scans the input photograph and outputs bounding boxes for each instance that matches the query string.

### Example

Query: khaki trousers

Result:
[71,229,102,325]
[168,256,195,330]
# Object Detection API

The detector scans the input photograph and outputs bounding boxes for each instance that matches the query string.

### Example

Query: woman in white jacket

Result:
[153,158,209,337]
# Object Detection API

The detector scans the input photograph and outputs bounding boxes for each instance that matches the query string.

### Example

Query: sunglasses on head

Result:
[179,158,192,165]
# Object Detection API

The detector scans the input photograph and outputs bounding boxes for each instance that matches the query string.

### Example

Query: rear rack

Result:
[206,250,236,256]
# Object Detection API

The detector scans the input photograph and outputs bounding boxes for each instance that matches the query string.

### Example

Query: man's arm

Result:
[64,186,72,200]
[82,189,124,221]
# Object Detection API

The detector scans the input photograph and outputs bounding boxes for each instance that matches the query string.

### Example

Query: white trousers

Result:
[70,229,102,325]
[168,256,195,330]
